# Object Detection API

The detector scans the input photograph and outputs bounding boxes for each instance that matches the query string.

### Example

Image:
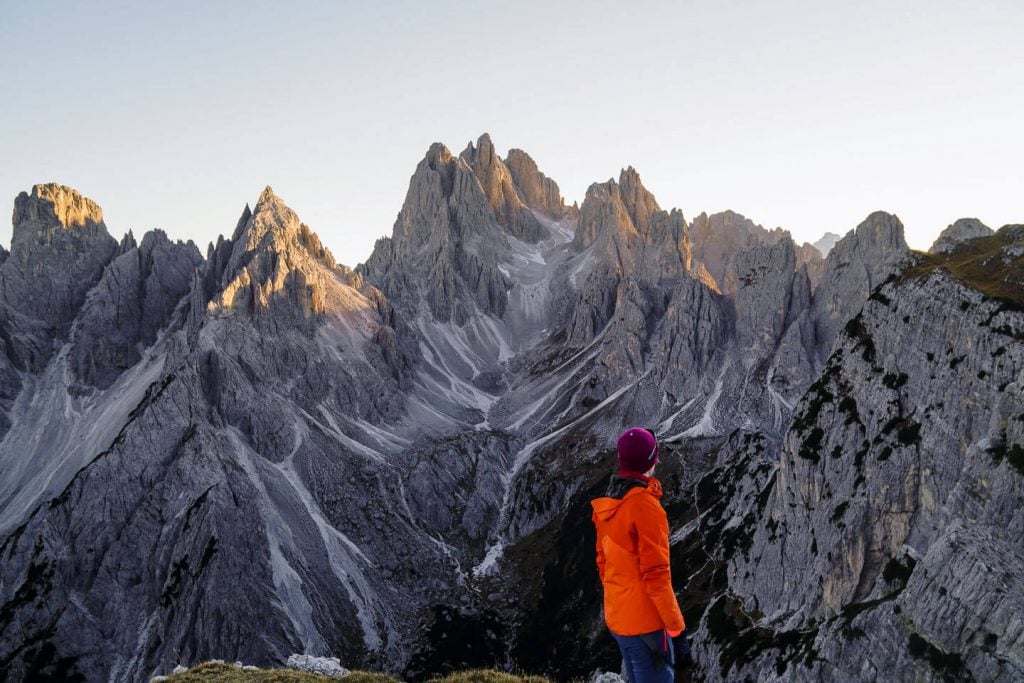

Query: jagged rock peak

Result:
[617,166,661,234]
[573,177,636,249]
[117,229,137,255]
[689,210,789,296]
[360,140,512,323]
[505,147,568,219]
[459,133,549,242]
[229,186,336,271]
[12,183,105,235]
[929,217,993,254]
[572,166,662,249]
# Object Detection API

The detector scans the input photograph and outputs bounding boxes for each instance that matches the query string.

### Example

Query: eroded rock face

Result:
[71,230,203,389]
[689,211,789,296]
[2,184,118,370]
[690,267,1024,681]
[505,148,569,220]
[811,211,909,362]
[361,143,512,325]
[929,217,993,254]
[460,133,549,243]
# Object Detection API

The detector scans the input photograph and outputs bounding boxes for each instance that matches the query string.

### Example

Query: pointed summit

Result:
[227,186,336,274]
[617,167,660,234]
[207,187,343,324]
[361,141,512,324]
[573,167,664,251]
[460,133,549,242]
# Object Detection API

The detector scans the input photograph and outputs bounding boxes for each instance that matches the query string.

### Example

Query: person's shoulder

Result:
[630,487,667,518]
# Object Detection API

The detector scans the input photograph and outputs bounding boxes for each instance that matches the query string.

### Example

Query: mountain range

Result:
[0,133,1021,682]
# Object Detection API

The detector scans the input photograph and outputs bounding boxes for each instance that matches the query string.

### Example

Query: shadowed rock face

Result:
[2,184,118,366]
[0,138,1018,682]
[71,230,203,389]
[811,211,910,362]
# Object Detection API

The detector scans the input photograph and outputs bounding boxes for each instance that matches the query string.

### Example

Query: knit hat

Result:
[616,427,659,475]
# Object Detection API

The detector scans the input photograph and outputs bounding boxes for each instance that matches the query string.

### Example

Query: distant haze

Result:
[2,0,1021,264]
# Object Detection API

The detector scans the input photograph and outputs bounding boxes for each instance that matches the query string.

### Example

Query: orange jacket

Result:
[591,476,685,635]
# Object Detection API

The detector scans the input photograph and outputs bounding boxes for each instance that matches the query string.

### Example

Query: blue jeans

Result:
[611,630,674,683]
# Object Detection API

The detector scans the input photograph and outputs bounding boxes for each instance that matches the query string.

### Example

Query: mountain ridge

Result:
[0,135,1020,682]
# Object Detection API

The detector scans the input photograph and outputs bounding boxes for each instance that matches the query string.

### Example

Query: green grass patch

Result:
[163,662,389,682]
[901,227,1024,307]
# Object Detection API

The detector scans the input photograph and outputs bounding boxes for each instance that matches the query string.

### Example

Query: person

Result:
[591,427,692,683]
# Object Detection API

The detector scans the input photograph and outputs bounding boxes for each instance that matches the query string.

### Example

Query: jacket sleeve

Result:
[634,497,685,632]
[592,509,606,583]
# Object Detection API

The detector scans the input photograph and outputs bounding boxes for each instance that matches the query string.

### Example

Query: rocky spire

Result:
[208,187,340,324]
[505,148,569,219]
[811,210,910,360]
[459,133,549,242]
[572,178,637,251]
[361,143,511,324]
[929,217,993,254]
[617,166,660,235]
[572,167,690,278]
[1,184,117,370]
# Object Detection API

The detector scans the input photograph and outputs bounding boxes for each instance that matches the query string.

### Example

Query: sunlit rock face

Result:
[0,137,1020,682]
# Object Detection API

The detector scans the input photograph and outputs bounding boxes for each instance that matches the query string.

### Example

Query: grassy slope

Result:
[162,662,553,683]
[902,226,1024,307]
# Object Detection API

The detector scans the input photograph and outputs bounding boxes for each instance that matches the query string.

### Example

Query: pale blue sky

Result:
[2,0,1021,263]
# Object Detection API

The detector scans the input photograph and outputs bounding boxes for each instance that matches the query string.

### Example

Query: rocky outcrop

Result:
[1,184,117,370]
[693,261,1024,680]
[361,143,511,325]
[811,211,909,362]
[734,238,803,358]
[795,241,826,288]
[929,217,993,254]
[71,230,203,389]
[460,133,549,243]
[689,211,789,296]
[505,148,570,220]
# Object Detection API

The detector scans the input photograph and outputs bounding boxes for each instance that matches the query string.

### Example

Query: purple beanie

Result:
[616,427,659,475]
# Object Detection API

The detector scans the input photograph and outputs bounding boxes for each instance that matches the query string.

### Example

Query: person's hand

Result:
[673,630,694,668]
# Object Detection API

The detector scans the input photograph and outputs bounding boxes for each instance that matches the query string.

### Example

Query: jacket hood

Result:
[591,476,663,521]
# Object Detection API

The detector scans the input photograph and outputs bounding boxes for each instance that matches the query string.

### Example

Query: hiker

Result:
[591,427,693,682]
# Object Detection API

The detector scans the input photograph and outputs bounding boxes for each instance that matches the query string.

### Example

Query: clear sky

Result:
[2,0,1021,264]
